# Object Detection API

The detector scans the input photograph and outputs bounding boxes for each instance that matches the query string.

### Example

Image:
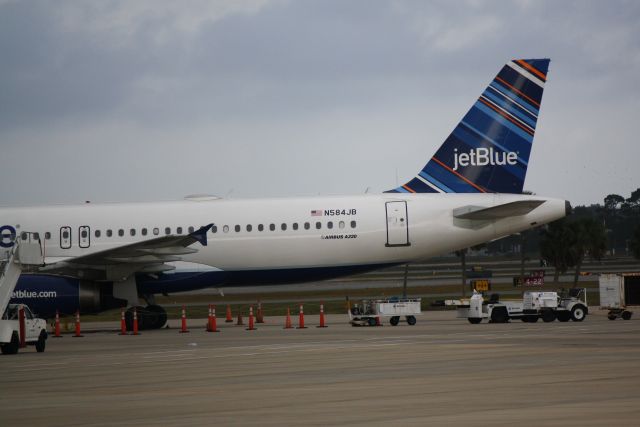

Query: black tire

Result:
[622,311,632,320]
[35,331,47,353]
[406,316,417,326]
[367,318,376,327]
[1,332,20,355]
[524,315,538,323]
[521,316,530,322]
[145,305,168,329]
[570,305,586,322]
[557,311,571,322]
[468,317,482,324]
[490,307,508,323]
[390,316,400,326]
[607,313,617,321]
[541,310,556,323]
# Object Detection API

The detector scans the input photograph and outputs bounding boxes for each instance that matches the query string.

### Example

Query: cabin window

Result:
[293,223,299,230]
[176,227,183,235]
[153,228,159,236]
[188,226,194,233]
[339,221,345,229]
[45,232,51,240]
[141,228,148,236]
[211,225,218,234]
[95,230,101,238]
[327,221,333,229]
[304,222,310,230]
[351,220,356,228]
[223,225,229,233]
[234,225,240,232]
[315,222,321,230]
[246,225,252,232]
[281,223,287,231]
[269,223,275,231]
[33,232,40,240]
[258,224,264,232]
[130,229,136,236]
[107,229,113,237]
[118,229,124,237]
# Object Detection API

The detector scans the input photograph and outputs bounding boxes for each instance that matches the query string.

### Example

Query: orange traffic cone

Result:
[297,303,307,329]
[317,302,328,328]
[284,307,293,329]
[119,307,127,335]
[225,305,233,323]
[208,304,219,332]
[132,307,139,335]
[246,306,256,331]
[256,300,265,323]
[179,305,189,333]
[53,310,62,338]
[73,309,83,337]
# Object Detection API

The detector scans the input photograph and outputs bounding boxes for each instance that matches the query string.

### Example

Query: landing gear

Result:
[125,305,168,330]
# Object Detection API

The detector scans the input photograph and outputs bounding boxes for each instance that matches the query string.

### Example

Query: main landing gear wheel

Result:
[390,316,400,326]
[126,305,168,330]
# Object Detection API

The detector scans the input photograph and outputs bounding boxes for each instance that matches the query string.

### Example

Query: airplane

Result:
[1,58,568,329]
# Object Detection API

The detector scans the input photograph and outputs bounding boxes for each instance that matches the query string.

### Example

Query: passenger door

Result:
[385,201,410,247]
[60,226,72,249]
[79,225,91,249]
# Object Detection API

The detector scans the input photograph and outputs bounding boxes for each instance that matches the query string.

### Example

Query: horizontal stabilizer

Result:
[453,200,545,220]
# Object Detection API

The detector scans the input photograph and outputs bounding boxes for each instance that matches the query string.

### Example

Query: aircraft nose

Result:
[565,200,573,216]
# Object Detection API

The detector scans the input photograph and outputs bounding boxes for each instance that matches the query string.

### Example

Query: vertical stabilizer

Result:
[388,58,550,194]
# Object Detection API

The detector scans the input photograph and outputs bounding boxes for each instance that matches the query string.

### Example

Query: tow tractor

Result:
[449,289,588,324]
[349,298,422,326]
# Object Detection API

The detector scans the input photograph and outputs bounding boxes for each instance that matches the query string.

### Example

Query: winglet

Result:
[190,224,213,246]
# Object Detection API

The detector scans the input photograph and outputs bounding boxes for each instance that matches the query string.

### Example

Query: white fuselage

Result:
[1,193,566,277]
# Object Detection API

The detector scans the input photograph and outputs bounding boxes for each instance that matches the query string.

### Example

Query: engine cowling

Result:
[10,274,125,319]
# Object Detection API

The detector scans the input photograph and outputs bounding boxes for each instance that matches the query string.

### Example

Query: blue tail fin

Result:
[387,58,550,194]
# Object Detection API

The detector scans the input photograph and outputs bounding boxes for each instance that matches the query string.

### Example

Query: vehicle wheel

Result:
[490,308,508,323]
[570,305,586,322]
[35,331,47,353]
[524,315,538,323]
[557,311,571,322]
[468,317,482,324]
[390,316,400,326]
[607,313,617,321]
[1,332,20,355]
[541,310,556,323]
[622,311,632,320]
[406,316,417,326]
[145,305,168,329]
[521,316,530,322]
[367,318,376,327]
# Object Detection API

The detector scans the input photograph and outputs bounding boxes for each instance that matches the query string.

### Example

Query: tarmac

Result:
[1,311,640,426]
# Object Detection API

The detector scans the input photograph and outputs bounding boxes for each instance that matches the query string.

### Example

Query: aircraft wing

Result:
[37,224,213,280]
[453,200,545,220]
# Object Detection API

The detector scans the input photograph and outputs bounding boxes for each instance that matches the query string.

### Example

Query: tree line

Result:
[482,188,640,285]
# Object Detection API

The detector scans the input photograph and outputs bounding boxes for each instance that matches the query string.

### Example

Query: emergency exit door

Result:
[60,226,72,249]
[79,225,91,248]
[385,201,410,247]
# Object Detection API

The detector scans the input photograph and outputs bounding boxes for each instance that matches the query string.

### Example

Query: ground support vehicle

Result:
[349,298,421,326]
[600,273,640,320]
[1,304,48,355]
[450,289,588,324]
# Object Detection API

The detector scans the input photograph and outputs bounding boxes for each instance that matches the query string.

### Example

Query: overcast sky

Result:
[1,0,638,207]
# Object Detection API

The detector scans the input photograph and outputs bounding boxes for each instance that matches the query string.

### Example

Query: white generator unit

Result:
[349,298,421,326]
[599,273,640,320]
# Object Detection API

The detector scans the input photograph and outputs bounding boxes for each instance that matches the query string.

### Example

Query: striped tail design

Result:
[387,58,550,194]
